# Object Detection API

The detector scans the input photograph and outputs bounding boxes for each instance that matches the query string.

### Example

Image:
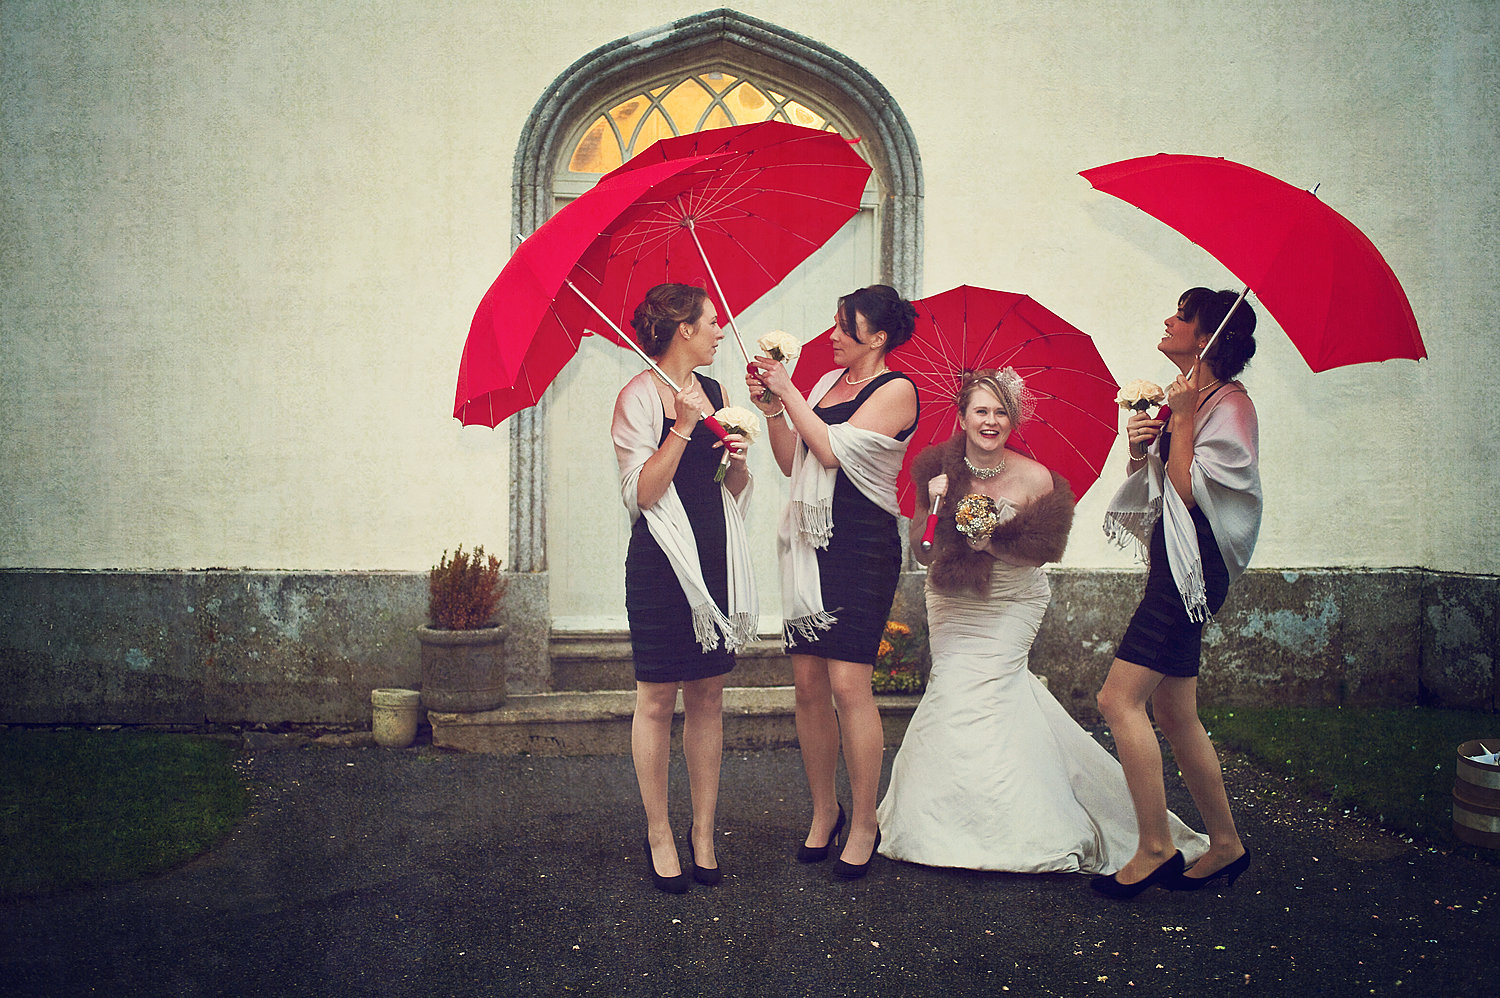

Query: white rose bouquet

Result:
[711,405,761,482]
[755,330,801,404]
[1116,379,1166,412]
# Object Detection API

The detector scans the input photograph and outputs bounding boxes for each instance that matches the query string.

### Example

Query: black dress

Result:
[624,376,736,684]
[793,371,918,666]
[1113,427,1231,678]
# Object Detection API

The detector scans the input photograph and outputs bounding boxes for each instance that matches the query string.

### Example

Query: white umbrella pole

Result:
[685,218,754,365]
[562,279,732,445]
[565,279,681,391]
[1188,285,1251,382]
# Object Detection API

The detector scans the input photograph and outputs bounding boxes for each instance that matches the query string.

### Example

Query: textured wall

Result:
[1,568,1491,725]
[2,1,1496,578]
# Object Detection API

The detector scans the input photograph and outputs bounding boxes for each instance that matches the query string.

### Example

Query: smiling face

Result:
[1158,306,1210,368]
[959,387,1012,457]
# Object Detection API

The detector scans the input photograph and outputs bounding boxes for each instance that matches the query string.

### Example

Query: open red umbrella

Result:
[588,120,872,363]
[454,154,720,427]
[455,122,872,428]
[791,285,1120,522]
[1080,154,1425,372]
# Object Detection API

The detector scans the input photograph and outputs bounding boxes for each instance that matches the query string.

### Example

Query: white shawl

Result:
[612,370,759,653]
[1103,383,1262,622]
[778,369,908,645]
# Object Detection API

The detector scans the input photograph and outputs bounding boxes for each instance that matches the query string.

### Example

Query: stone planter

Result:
[370,688,422,748]
[416,624,509,712]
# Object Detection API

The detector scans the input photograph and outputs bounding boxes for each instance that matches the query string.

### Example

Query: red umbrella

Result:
[454,154,720,427]
[589,120,872,363]
[790,285,1120,521]
[455,122,873,428]
[1080,154,1425,372]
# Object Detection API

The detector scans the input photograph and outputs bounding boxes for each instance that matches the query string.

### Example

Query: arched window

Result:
[566,71,837,175]
[508,11,922,586]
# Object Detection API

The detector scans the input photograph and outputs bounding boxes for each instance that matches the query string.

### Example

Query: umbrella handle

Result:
[685,217,753,365]
[920,494,941,552]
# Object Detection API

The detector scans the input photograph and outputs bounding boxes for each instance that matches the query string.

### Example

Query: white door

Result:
[548,200,879,631]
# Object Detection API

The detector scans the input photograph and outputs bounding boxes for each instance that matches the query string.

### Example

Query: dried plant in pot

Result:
[416,545,511,712]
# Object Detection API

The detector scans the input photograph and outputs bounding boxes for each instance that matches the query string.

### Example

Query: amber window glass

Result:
[568,72,837,174]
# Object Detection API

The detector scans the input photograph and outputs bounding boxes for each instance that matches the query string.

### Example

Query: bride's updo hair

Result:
[836,285,918,353]
[631,283,709,358]
[956,367,1031,425]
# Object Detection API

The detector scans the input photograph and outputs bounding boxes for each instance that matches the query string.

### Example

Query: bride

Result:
[875,369,1207,874]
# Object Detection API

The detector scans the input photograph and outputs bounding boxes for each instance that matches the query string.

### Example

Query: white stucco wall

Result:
[2,1,1496,575]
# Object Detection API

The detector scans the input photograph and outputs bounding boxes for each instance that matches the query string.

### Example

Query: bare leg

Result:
[1096,657,1176,884]
[828,658,883,865]
[632,680,681,878]
[793,654,842,848]
[1152,676,1245,877]
[681,674,726,869]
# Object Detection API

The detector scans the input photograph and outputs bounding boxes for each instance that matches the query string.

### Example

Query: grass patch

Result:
[0,729,248,898]
[1201,705,1498,860]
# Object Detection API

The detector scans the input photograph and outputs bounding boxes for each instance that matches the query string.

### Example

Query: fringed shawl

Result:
[1103,383,1262,622]
[612,370,759,653]
[911,436,1075,595]
[778,369,908,645]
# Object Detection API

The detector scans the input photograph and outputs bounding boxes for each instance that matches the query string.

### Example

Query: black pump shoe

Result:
[833,829,881,880]
[1168,849,1250,891]
[797,803,847,863]
[1090,850,1184,900]
[686,820,722,886]
[643,837,688,895]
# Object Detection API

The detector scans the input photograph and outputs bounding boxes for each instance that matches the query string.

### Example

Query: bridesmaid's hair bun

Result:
[631,284,709,358]
[837,285,918,353]
[1179,287,1257,381]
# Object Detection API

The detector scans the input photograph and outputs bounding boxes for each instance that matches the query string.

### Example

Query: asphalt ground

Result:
[2,738,1497,998]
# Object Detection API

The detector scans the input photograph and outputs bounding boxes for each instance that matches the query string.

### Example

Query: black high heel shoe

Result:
[1168,849,1250,891]
[833,829,881,880]
[796,803,847,863]
[686,820,722,886]
[643,837,688,895]
[1089,850,1184,900]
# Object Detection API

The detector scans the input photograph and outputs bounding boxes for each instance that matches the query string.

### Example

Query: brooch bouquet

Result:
[954,493,1001,542]
[711,405,761,482]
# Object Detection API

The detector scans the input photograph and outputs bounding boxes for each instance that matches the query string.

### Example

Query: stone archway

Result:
[507,9,923,589]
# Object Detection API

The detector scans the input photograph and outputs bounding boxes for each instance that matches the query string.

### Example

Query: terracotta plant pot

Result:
[416,624,509,712]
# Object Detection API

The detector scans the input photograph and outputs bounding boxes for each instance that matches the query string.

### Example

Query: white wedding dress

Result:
[876,562,1210,874]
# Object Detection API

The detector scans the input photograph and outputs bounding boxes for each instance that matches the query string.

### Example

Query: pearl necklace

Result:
[845,367,889,386]
[964,454,1006,479]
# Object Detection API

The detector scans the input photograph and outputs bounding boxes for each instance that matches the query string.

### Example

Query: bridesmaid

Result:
[1094,287,1261,898]
[612,283,756,894]
[747,285,919,879]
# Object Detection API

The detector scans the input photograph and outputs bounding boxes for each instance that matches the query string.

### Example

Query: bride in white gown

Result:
[876,370,1207,874]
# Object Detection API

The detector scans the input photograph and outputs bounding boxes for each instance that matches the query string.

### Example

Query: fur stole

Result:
[912,435,1075,595]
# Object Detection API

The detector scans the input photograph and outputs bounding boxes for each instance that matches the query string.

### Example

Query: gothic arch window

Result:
[508,10,922,574]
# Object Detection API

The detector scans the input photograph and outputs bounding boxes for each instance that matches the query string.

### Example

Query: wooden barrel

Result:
[1452,739,1500,849]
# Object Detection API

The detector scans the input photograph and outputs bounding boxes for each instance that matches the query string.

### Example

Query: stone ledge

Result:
[428,687,923,757]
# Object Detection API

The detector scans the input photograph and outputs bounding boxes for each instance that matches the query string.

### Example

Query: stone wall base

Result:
[1,567,1493,725]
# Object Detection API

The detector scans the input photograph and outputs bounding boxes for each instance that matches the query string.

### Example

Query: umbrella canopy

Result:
[454,154,720,427]
[791,285,1120,514]
[454,122,873,428]
[588,121,873,360]
[1080,154,1425,372]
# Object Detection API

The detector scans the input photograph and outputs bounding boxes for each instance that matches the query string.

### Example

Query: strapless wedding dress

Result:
[876,562,1209,874]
